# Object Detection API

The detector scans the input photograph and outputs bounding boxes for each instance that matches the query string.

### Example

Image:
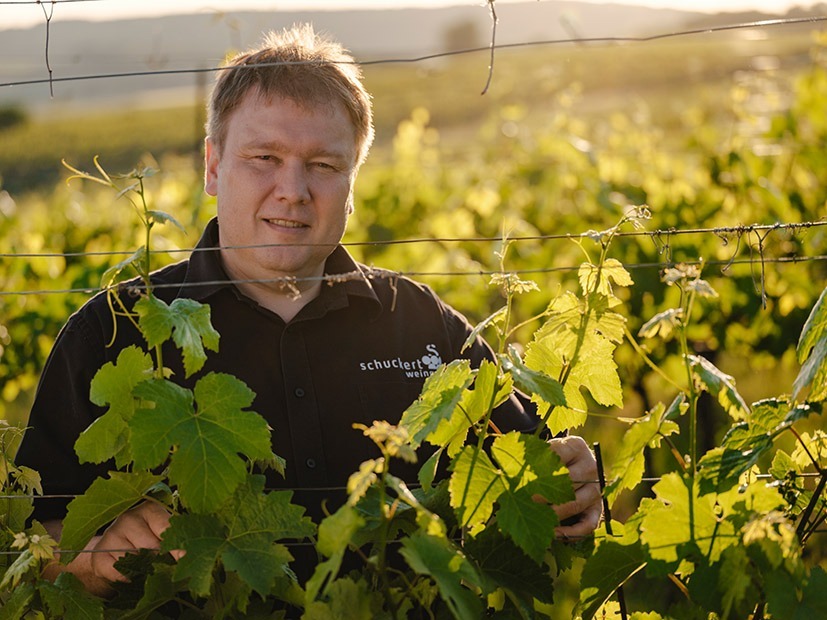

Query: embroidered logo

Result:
[359,344,443,379]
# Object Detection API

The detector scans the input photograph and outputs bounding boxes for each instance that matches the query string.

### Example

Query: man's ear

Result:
[204,138,219,197]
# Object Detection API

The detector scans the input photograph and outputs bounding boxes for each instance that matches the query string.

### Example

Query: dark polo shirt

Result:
[17,218,537,527]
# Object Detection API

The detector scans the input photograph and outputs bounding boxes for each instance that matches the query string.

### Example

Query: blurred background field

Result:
[1,3,827,615]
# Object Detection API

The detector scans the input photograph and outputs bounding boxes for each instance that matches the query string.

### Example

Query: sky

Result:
[3,0,822,30]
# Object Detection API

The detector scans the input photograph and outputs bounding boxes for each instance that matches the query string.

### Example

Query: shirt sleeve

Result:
[14,310,111,523]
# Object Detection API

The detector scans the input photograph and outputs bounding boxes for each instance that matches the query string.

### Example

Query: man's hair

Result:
[207,24,374,166]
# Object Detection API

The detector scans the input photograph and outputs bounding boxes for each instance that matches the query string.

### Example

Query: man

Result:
[16,24,601,596]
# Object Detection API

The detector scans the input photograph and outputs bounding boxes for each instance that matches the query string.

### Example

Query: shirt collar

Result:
[178,218,383,318]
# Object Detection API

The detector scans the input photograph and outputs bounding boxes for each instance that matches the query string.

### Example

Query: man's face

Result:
[205,89,358,287]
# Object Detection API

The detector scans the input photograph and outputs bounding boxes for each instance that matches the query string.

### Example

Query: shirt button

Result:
[306,458,317,469]
[294,388,305,398]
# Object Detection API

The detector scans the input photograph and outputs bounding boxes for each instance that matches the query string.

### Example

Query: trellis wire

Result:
[1,14,826,90]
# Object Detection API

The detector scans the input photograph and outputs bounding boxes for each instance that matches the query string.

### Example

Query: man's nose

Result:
[274,161,311,205]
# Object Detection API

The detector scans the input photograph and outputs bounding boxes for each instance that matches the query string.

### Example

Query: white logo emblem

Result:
[359,344,443,378]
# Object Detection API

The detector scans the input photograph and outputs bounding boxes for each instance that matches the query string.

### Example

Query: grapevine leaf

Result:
[448,446,506,533]
[465,526,555,610]
[461,306,507,353]
[578,258,633,297]
[794,337,827,402]
[605,400,682,505]
[638,308,684,340]
[427,361,507,457]
[100,247,145,289]
[306,504,366,602]
[793,566,827,620]
[527,326,623,434]
[60,471,163,563]
[304,578,378,620]
[39,572,105,620]
[797,286,827,365]
[135,296,220,378]
[76,346,153,466]
[496,489,558,563]
[163,478,308,598]
[400,360,474,449]
[490,432,572,503]
[0,549,37,590]
[161,513,225,597]
[577,522,647,620]
[131,373,273,513]
[719,545,752,617]
[400,531,484,619]
[146,209,185,232]
[501,347,566,409]
[639,473,737,565]
[698,399,821,493]
[0,582,35,620]
[688,354,749,420]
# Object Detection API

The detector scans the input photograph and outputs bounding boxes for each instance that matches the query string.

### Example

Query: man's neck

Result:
[235,278,322,323]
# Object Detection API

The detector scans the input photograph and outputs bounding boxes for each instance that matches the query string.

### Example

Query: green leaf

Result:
[490,432,572,503]
[793,566,827,620]
[501,347,566,409]
[100,247,146,289]
[135,296,220,378]
[718,545,752,617]
[60,471,163,563]
[400,532,484,619]
[638,308,684,340]
[0,582,35,620]
[400,360,475,449]
[465,526,555,611]
[161,513,225,596]
[794,337,827,401]
[427,361,508,457]
[461,306,507,353]
[578,258,633,297]
[688,354,749,420]
[39,572,105,620]
[306,504,365,601]
[303,578,378,620]
[577,522,647,620]
[131,373,273,513]
[526,327,623,433]
[605,400,682,505]
[162,478,309,598]
[146,209,185,232]
[448,446,506,534]
[76,346,153,466]
[797,286,827,365]
[639,473,737,565]
[0,549,37,590]
[496,489,557,563]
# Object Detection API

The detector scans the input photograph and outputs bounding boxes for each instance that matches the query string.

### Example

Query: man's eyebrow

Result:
[243,139,353,162]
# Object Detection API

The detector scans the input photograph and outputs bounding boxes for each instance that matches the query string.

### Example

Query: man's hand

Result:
[546,435,603,538]
[44,501,172,597]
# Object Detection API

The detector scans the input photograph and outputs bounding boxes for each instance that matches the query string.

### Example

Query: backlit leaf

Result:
[496,489,557,563]
[135,296,220,378]
[605,400,682,505]
[448,446,506,533]
[77,346,153,466]
[688,354,749,420]
[400,360,474,449]
[578,258,633,297]
[400,532,484,619]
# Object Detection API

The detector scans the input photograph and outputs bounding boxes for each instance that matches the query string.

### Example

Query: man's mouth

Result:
[264,218,307,229]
